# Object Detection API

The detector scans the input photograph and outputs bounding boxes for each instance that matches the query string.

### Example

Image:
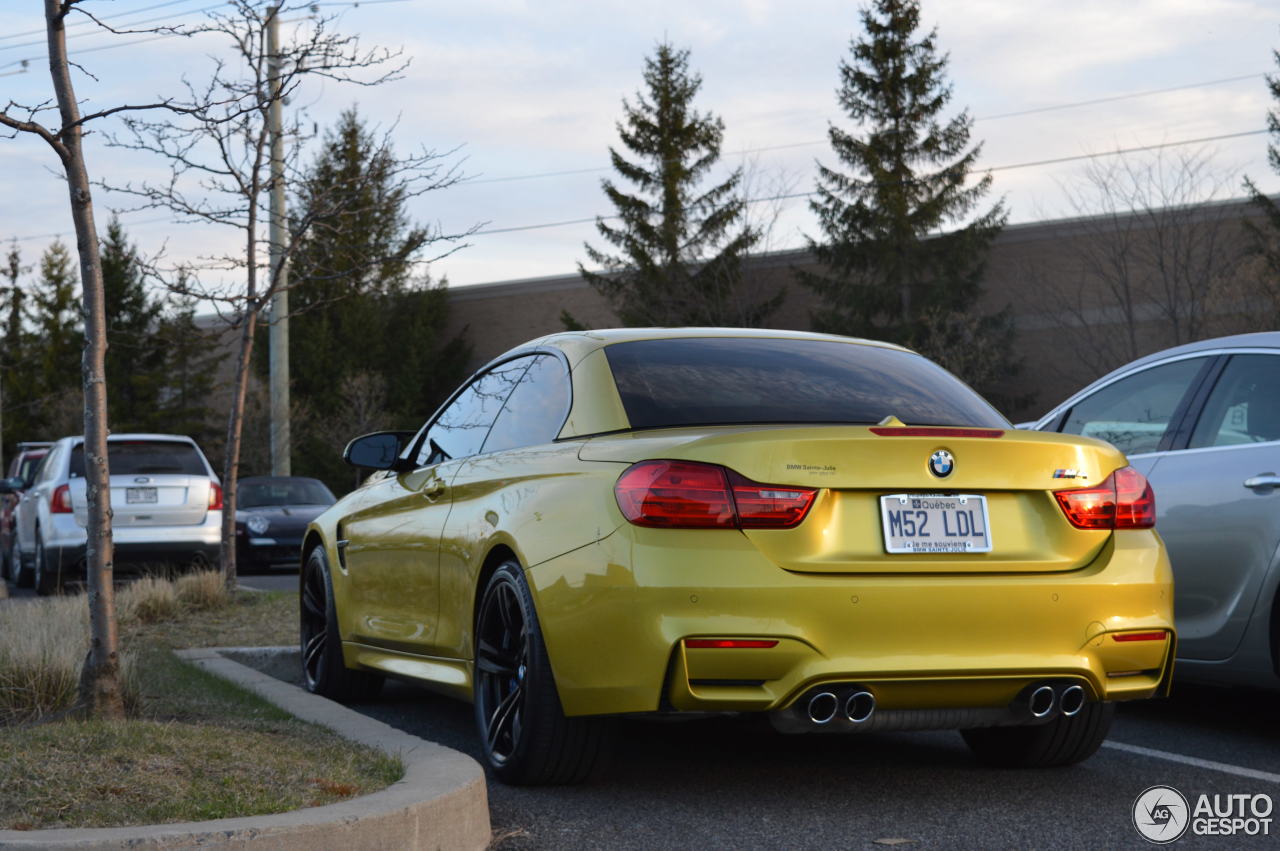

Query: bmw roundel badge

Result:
[928,449,954,478]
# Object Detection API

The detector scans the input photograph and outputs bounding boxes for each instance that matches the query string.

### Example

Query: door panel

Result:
[1147,353,1280,660]
[342,461,463,653]
[1148,444,1280,658]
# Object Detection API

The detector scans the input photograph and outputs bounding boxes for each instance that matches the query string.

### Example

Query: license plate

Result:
[879,494,992,554]
[126,487,158,505]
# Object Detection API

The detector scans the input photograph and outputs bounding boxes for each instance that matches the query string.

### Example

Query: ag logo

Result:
[928,449,954,478]
[1133,785,1190,844]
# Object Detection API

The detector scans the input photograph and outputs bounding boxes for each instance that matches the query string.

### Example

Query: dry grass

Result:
[0,576,400,831]
[118,575,181,625]
[175,569,230,611]
[0,595,138,725]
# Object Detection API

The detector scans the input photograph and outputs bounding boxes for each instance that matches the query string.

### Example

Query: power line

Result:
[0,0,207,42]
[0,0,403,67]
[10,126,1269,246]
[459,71,1271,188]
[466,127,1270,236]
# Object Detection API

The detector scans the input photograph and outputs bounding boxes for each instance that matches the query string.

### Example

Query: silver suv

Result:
[5,434,222,594]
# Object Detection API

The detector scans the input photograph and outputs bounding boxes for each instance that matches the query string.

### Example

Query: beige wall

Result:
[444,199,1274,421]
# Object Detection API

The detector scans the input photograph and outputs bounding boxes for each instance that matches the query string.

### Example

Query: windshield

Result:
[69,440,208,477]
[239,479,336,508]
[604,337,1008,430]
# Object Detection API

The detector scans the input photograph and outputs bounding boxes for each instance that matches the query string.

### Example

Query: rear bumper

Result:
[526,526,1176,718]
[43,512,221,573]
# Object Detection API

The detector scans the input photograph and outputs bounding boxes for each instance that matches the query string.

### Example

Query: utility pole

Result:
[267,5,291,475]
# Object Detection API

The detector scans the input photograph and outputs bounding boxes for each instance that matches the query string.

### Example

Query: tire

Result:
[300,546,383,702]
[961,700,1115,768]
[474,560,615,785]
[11,538,32,588]
[32,533,60,596]
[0,541,10,582]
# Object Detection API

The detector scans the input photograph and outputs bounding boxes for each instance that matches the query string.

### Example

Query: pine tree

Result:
[801,0,1017,399]
[154,294,221,445]
[31,240,84,431]
[100,217,166,431]
[579,42,780,327]
[1,243,37,459]
[1244,47,1280,317]
[287,109,471,489]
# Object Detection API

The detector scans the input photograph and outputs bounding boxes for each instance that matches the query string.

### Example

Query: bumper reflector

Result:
[1112,631,1168,642]
[685,639,779,649]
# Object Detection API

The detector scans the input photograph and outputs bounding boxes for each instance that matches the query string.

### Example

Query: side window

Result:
[482,355,571,455]
[415,358,532,465]
[36,445,62,484]
[1060,358,1206,457]
[1189,354,1280,448]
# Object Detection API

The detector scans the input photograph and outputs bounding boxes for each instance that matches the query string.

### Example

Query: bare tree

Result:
[104,1,470,589]
[1025,147,1252,382]
[0,0,199,718]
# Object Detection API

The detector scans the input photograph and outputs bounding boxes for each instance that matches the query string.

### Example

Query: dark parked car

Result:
[1,441,51,582]
[236,476,336,572]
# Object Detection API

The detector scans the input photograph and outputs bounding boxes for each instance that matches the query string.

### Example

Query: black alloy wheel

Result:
[475,573,529,769]
[474,561,614,785]
[299,546,382,701]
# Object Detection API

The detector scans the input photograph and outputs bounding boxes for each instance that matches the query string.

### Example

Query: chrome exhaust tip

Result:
[1059,684,1086,716]
[1029,685,1056,718]
[844,690,876,723]
[807,692,839,724]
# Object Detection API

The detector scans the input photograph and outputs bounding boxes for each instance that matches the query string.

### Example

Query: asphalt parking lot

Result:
[7,574,1277,848]
[350,669,1280,849]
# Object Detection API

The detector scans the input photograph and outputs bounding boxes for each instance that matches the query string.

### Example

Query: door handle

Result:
[1244,473,1280,489]
[422,481,447,500]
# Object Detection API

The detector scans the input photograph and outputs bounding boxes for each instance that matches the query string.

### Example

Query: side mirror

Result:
[342,431,414,471]
[0,476,24,494]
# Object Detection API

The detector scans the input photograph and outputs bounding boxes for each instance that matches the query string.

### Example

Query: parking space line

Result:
[1104,741,1280,784]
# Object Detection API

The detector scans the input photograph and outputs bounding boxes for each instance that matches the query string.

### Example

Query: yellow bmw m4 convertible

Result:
[300,328,1175,784]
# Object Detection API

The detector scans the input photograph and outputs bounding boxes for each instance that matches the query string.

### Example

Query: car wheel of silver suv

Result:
[33,533,60,596]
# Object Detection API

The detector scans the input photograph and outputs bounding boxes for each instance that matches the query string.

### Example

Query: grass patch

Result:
[0,572,400,831]
[0,594,139,725]
[127,587,299,651]
[0,719,400,830]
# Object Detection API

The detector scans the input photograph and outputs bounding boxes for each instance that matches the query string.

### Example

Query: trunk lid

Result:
[70,475,212,528]
[581,425,1129,574]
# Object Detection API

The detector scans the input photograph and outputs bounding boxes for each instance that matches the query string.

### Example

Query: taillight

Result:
[50,484,72,514]
[209,483,223,511]
[1054,466,1155,530]
[614,460,817,530]
[728,472,817,528]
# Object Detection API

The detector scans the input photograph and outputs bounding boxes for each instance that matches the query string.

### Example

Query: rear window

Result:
[239,479,336,508]
[69,441,208,478]
[17,452,46,485]
[604,338,1007,430]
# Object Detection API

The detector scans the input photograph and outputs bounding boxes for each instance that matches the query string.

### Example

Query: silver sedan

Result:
[1029,331,1280,690]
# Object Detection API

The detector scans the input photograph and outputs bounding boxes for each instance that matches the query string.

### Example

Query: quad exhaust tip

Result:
[1028,685,1056,718]
[807,692,839,724]
[845,690,876,723]
[1059,684,1086,716]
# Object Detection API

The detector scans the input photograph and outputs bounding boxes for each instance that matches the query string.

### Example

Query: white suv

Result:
[6,434,222,594]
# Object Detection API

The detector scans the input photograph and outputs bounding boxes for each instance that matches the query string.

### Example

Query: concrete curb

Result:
[0,647,491,850]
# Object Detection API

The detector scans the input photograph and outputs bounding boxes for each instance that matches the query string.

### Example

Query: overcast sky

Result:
[2,0,1279,291]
